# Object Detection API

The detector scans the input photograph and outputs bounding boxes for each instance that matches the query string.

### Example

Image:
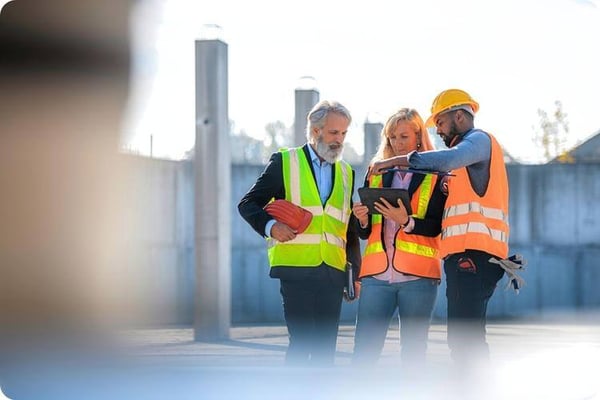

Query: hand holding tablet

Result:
[357,187,412,215]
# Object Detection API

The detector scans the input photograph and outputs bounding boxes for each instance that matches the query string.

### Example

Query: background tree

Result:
[534,101,573,163]
[263,120,291,162]
[342,143,363,165]
[228,120,264,164]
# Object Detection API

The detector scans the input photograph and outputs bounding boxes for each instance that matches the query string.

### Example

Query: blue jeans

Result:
[444,250,505,367]
[353,277,439,364]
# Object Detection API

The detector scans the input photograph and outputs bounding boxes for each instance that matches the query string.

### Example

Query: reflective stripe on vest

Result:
[396,241,437,257]
[443,202,508,224]
[442,222,508,243]
[394,174,437,259]
[415,174,433,219]
[268,232,346,248]
[267,147,352,270]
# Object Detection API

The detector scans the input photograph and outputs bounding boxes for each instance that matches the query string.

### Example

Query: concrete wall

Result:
[127,155,600,325]
[122,156,195,325]
[482,164,600,319]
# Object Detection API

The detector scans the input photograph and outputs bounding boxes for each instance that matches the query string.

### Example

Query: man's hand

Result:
[368,155,410,177]
[354,281,361,299]
[343,281,361,302]
[352,202,369,228]
[369,159,393,176]
[270,221,297,242]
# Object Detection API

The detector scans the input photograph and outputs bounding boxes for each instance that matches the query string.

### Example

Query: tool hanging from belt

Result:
[489,254,527,294]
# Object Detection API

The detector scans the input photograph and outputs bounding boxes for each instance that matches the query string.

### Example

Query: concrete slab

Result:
[114,320,600,400]
[2,320,599,400]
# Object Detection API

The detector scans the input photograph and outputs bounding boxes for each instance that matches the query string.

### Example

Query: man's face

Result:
[435,111,460,147]
[313,112,349,163]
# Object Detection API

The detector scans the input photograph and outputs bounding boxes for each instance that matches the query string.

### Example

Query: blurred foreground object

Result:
[0,0,138,368]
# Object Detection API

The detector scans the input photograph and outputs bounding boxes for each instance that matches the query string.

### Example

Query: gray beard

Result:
[315,139,343,164]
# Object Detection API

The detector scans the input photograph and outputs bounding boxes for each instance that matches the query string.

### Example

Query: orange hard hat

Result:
[264,199,313,233]
[425,89,479,127]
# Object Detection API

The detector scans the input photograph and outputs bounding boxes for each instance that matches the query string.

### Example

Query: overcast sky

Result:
[124,0,600,163]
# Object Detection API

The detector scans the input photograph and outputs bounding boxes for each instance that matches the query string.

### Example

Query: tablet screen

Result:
[357,187,412,215]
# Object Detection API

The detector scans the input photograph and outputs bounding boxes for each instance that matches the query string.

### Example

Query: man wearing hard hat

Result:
[370,89,511,368]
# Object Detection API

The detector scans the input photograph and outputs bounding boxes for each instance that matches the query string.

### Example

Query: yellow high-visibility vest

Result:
[267,147,353,271]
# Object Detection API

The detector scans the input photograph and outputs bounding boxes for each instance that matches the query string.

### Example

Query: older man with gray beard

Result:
[238,100,361,366]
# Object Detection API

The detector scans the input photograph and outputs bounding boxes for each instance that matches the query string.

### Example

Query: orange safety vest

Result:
[440,132,509,259]
[360,173,442,279]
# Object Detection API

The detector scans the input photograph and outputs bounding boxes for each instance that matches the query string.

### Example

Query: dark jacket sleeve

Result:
[345,169,361,275]
[356,170,373,240]
[237,152,285,238]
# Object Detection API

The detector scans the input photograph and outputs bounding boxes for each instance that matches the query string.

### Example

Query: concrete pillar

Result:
[363,120,383,166]
[194,38,231,341]
[294,77,319,147]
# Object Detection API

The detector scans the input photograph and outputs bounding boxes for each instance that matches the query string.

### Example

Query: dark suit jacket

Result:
[238,144,361,283]
[357,169,446,243]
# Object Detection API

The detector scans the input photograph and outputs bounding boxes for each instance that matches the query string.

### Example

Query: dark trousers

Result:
[444,250,504,367]
[279,278,344,366]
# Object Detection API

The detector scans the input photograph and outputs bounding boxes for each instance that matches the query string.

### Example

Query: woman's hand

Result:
[374,197,409,226]
[352,202,369,228]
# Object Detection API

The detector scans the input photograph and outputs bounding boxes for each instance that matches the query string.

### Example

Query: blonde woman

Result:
[352,108,446,365]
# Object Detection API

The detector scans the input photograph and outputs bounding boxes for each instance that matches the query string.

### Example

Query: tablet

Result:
[357,187,412,215]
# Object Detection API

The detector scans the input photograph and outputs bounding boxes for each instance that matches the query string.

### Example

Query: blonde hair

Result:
[371,108,434,163]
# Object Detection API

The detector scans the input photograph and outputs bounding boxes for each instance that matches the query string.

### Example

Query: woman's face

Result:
[387,120,419,156]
